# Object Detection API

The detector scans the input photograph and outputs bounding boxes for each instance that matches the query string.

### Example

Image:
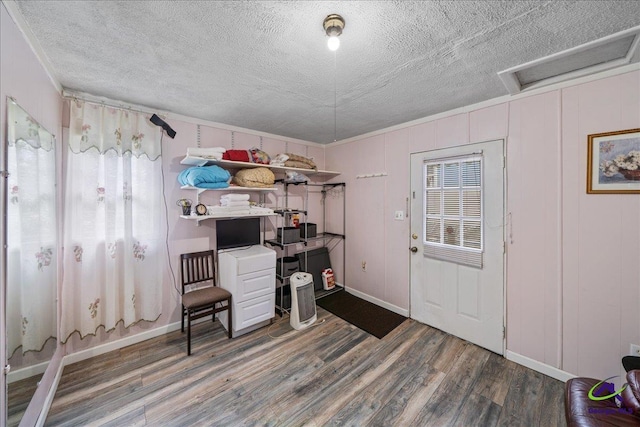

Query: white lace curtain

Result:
[61,100,165,342]
[6,100,57,358]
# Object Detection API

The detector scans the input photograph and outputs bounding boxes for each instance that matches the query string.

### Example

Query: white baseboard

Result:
[17,348,64,427]
[36,355,64,427]
[63,321,183,366]
[7,360,50,383]
[506,350,576,383]
[345,288,409,317]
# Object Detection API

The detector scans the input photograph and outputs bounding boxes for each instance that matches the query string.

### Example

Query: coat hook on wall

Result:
[356,172,388,179]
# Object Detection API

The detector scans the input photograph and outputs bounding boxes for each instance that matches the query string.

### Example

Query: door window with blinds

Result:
[423,155,483,268]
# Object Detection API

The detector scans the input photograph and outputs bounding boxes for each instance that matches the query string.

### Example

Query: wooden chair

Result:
[180,250,232,355]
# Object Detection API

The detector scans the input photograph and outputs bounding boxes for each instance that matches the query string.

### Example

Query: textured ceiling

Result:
[12,1,640,143]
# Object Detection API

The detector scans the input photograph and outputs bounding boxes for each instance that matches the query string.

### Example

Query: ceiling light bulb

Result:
[323,14,344,51]
[328,36,340,51]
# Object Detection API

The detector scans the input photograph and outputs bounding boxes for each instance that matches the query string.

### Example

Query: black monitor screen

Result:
[216,218,261,250]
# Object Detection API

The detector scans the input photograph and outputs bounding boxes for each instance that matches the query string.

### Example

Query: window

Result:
[423,155,483,268]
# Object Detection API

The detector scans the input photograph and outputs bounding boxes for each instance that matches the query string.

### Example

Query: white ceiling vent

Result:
[498,26,640,95]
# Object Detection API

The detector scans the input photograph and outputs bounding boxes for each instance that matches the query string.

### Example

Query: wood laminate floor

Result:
[45,308,566,426]
[8,373,43,426]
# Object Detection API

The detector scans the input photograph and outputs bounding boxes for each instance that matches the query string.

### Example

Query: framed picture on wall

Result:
[587,128,640,194]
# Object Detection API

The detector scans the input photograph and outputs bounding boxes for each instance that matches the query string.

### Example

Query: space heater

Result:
[289,272,317,330]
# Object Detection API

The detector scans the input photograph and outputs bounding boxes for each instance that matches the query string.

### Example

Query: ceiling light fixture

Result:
[323,14,345,51]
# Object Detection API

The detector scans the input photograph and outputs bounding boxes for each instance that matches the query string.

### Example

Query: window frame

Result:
[422,154,484,268]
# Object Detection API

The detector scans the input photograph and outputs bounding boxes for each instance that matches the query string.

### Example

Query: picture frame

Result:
[587,128,640,194]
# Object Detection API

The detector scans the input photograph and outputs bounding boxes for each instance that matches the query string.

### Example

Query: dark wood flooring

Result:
[7,373,43,427]
[44,308,566,426]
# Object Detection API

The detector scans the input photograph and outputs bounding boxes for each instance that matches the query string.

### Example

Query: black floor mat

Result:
[316,291,407,339]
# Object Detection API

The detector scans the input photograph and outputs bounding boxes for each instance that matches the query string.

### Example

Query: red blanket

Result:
[222,149,250,162]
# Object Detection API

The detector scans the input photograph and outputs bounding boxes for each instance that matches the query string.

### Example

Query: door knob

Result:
[410,246,418,253]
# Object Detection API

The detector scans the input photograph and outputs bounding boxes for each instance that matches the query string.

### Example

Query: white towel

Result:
[220,194,250,201]
[249,206,274,215]
[220,200,250,207]
[210,205,248,210]
[216,210,250,216]
[187,147,227,158]
[208,206,251,214]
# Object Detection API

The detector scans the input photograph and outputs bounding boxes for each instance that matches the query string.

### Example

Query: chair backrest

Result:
[180,250,216,294]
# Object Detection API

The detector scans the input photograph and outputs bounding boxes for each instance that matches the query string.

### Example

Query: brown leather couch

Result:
[565,370,640,426]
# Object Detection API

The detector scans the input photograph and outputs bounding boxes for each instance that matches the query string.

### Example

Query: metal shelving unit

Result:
[265,181,346,316]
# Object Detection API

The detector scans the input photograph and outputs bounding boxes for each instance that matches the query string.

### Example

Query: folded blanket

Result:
[223,149,251,162]
[187,147,226,158]
[220,194,250,201]
[178,165,231,188]
[249,148,271,165]
[191,152,222,160]
[270,153,289,167]
[284,160,315,170]
[233,167,275,188]
[285,153,317,170]
[285,171,309,183]
[189,181,230,189]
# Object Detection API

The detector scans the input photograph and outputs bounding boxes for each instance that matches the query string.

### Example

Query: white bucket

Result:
[322,268,335,290]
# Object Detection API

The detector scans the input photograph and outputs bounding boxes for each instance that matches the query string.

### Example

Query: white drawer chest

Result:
[217,245,276,337]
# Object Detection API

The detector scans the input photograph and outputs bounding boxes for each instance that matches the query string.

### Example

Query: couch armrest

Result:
[565,377,640,427]
[621,370,640,416]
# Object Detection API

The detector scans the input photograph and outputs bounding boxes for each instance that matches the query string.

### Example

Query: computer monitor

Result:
[216,217,261,250]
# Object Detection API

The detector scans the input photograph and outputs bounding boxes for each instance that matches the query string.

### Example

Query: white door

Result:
[410,140,505,354]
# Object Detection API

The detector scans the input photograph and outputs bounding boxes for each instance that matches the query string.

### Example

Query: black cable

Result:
[159,131,180,295]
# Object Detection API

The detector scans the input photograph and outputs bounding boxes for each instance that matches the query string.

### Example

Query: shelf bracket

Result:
[195,187,207,204]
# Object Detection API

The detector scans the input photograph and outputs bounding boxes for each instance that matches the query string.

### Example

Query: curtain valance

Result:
[69,100,162,159]
[8,99,54,151]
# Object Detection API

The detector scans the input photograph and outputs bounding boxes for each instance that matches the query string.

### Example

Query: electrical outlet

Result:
[361,261,367,271]
[394,210,405,220]
[631,344,640,356]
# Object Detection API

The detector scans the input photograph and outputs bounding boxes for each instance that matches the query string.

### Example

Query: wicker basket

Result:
[619,169,640,181]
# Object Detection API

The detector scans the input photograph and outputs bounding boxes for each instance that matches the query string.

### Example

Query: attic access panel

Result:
[498,26,640,94]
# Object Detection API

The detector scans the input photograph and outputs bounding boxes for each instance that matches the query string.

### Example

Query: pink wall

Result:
[326,70,640,379]
[507,91,562,368]
[561,71,640,380]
